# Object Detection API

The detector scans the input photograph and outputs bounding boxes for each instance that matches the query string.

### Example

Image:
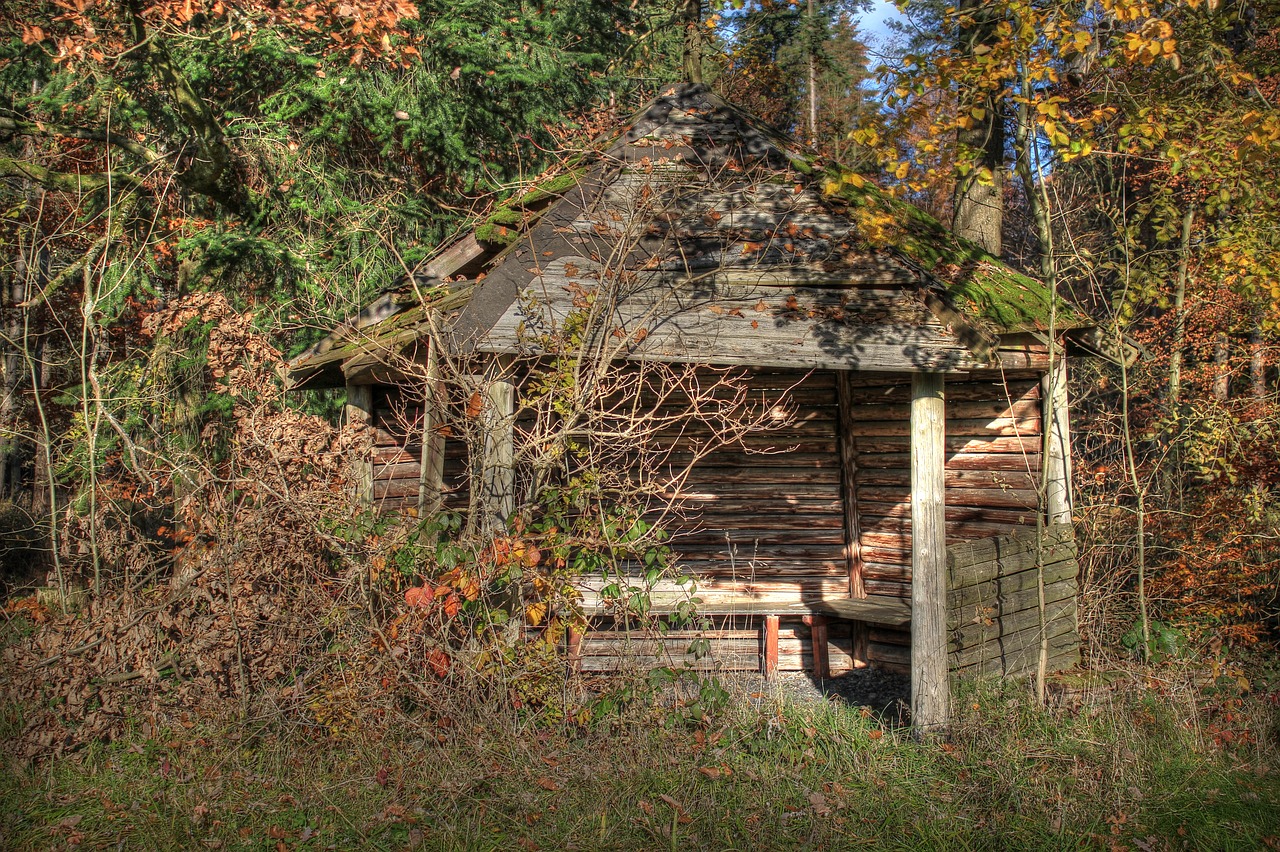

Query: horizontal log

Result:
[863,561,911,580]
[665,481,842,498]
[951,623,1078,674]
[948,596,1076,650]
[853,435,1042,455]
[676,466,842,484]
[946,524,1077,571]
[666,496,844,514]
[858,485,1040,510]
[579,652,761,672]
[671,528,847,547]
[949,551,1078,596]
[850,397,1040,422]
[654,451,838,470]
[683,512,845,530]
[862,578,910,598]
[859,521,1029,550]
[868,641,911,668]
[849,416,1041,438]
[847,379,1039,405]
[868,626,911,646]
[949,576,1078,626]
[857,504,1039,527]
[950,546,1079,591]
[856,468,1038,491]
[854,452,1041,472]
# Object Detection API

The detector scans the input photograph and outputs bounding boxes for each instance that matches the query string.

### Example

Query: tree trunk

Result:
[1168,205,1194,405]
[1213,334,1230,401]
[951,0,1004,256]
[681,0,703,85]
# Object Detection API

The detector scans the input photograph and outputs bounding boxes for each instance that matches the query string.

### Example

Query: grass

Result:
[2,667,1278,851]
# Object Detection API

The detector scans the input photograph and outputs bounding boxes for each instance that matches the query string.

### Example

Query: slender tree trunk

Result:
[807,0,818,145]
[1213,334,1230,401]
[1013,84,1054,284]
[1250,329,1266,399]
[951,0,1004,255]
[682,0,703,84]
[1168,205,1194,405]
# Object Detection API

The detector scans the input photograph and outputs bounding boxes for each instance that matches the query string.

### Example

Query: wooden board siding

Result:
[844,370,1045,670]
[576,615,861,674]
[369,385,469,515]
[848,371,1044,603]
[577,367,851,611]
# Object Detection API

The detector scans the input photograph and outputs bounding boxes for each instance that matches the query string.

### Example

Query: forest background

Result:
[1,0,1279,847]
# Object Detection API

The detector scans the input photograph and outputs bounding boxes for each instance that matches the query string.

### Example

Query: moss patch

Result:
[475,168,587,247]
[820,164,1088,334]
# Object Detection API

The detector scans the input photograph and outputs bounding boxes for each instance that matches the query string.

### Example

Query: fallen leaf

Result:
[535,776,559,791]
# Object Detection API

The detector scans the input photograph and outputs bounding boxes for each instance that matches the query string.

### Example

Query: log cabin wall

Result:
[369,385,469,515]
[848,369,1044,669]
[577,367,850,611]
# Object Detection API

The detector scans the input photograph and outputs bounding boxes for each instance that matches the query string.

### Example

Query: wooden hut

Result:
[289,84,1096,720]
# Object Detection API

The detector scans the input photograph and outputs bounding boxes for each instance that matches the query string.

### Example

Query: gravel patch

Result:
[728,667,912,724]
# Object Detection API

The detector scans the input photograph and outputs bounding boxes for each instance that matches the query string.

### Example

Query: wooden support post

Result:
[480,375,516,538]
[804,615,830,680]
[851,621,869,669]
[416,344,446,520]
[762,615,780,679]
[566,624,584,671]
[345,383,374,508]
[910,372,949,734]
[836,372,866,599]
[1043,358,1073,527]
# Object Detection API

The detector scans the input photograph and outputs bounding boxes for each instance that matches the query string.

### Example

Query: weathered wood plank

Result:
[945,525,1076,570]
[856,468,1038,490]
[911,371,949,732]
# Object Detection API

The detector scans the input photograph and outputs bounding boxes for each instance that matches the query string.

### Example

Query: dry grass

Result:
[2,656,1278,851]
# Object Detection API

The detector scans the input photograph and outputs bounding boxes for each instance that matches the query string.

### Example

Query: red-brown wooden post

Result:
[763,615,780,678]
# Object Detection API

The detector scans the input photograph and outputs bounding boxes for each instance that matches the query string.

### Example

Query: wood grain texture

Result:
[911,372,949,731]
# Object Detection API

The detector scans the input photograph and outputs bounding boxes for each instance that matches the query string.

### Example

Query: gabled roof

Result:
[288,83,1092,390]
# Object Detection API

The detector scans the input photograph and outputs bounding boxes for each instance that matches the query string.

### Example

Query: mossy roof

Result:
[816,165,1089,336]
[289,84,1095,388]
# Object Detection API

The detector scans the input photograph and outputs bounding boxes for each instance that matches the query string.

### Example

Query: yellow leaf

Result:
[525,601,547,626]
[894,161,910,180]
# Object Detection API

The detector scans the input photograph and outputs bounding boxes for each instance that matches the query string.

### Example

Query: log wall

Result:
[846,370,1044,669]
[368,385,469,515]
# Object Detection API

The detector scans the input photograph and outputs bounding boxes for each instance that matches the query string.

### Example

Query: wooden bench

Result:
[575,596,911,679]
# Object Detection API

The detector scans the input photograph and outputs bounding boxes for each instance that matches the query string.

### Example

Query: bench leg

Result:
[566,624,584,672]
[762,615,779,679]
[852,621,869,669]
[804,615,830,680]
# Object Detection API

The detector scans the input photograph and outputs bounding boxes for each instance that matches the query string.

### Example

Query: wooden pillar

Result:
[836,372,866,599]
[762,615,780,679]
[480,375,516,538]
[1043,358,1073,527]
[910,372,949,733]
[345,383,374,508]
[804,614,830,680]
[416,344,446,519]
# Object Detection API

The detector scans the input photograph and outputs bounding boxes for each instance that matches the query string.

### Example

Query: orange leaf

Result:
[426,648,450,678]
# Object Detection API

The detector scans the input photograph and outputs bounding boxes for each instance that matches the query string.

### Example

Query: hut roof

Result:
[289,83,1093,390]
